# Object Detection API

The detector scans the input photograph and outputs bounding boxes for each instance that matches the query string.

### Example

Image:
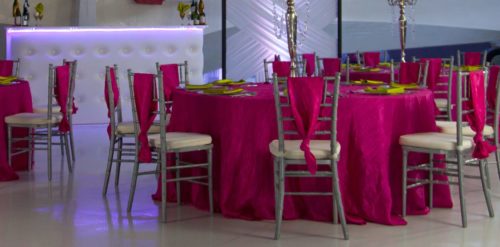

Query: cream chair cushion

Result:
[33,106,62,114]
[434,98,448,109]
[269,140,341,160]
[116,122,161,135]
[148,132,212,150]
[436,120,494,136]
[400,132,473,151]
[5,112,61,125]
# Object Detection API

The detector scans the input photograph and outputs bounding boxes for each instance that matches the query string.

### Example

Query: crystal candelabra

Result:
[387,0,417,62]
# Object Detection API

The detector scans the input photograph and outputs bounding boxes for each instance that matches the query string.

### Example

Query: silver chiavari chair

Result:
[0,58,20,77]
[138,69,213,222]
[400,69,494,228]
[156,60,189,86]
[390,60,429,87]
[457,50,488,68]
[270,73,348,240]
[6,64,74,181]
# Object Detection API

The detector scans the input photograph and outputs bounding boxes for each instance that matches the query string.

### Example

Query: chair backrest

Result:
[47,63,75,121]
[127,69,156,140]
[391,60,429,86]
[105,65,123,133]
[156,60,189,87]
[272,73,341,158]
[264,58,307,82]
[457,50,487,67]
[455,69,489,147]
[433,57,455,120]
[0,58,20,77]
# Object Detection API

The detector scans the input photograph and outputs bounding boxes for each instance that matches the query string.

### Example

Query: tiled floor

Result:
[1,124,500,247]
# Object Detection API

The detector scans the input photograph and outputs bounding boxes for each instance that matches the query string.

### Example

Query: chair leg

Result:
[495,142,500,181]
[274,158,285,240]
[127,155,140,212]
[63,134,72,173]
[429,153,434,209]
[332,159,349,240]
[69,126,76,162]
[161,151,168,222]
[402,149,408,217]
[59,135,65,157]
[7,125,12,166]
[479,159,494,218]
[457,153,467,228]
[175,152,181,205]
[102,135,116,196]
[114,138,123,187]
[207,148,213,214]
[47,126,53,181]
[28,128,32,172]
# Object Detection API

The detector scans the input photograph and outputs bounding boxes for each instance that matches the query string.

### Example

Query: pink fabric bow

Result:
[399,62,421,84]
[54,65,71,133]
[363,52,380,67]
[420,58,441,90]
[272,61,291,77]
[159,64,180,104]
[465,71,496,159]
[322,58,341,76]
[464,52,481,66]
[302,53,316,77]
[133,73,158,163]
[104,67,120,138]
[487,66,500,111]
[287,77,324,175]
[0,60,14,76]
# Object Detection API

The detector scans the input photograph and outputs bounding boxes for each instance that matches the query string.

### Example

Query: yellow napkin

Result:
[185,83,213,90]
[379,62,391,67]
[369,68,381,72]
[213,79,233,85]
[228,79,245,85]
[364,86,404,95]
[458,66,481,72]
[203,87,244,95]
[352,79,384,85]
[0,76,17,85]
[390,82,419,89]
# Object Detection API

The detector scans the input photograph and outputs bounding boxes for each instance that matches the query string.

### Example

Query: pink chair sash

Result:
[464,52,482,66]
[54,65,71,133]
[287,77,324,175]
[420,58,442,90]
[0,60,14,76]
[322,58,341,76]
[302,53,316,76]
[104,67,119,138]
[133,73,158,163]
[272,61,291,77]
[159,64,180,103]
[399,62,420,84]
[465,71,496,159]
[363,52,380,67]
[62,61,79,114]
[487,66,500,110]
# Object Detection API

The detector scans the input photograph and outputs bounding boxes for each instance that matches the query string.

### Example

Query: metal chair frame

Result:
[264,58,307,83]
[62,59,77,162]
[271,73,348,240]
[401,69,494,228]
[156,68,213,222]
[390,60,430,87]
[457,50,488,68]
[155,60,189,86]
[487,68,500,181]
[7,64,74,181]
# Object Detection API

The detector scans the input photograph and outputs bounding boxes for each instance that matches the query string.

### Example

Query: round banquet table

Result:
[0,81,33,181]
[153,83,452,225]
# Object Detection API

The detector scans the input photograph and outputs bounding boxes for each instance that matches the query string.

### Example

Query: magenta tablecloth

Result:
[0,81,33,181]
[153,84,452,225]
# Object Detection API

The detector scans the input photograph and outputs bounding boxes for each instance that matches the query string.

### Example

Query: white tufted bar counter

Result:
[5,26,205,124]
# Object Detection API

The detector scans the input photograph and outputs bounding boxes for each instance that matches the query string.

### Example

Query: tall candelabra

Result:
[388,0,417,63]
[285,0,298,77]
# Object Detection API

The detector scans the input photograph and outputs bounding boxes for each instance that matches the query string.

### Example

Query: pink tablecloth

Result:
[0,81,33,181]
[153,84,452,225]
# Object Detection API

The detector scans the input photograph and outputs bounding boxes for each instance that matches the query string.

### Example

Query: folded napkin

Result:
[0,76,16,84]
[186,83,213,90]
[352,79,384,85]
[391,82,418,89]
[228,79,245,85]
[378,62,391,67]
[213,79,232,85]
[364,86,404,95]
[459,66,481,72]
[204,87,244,95]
